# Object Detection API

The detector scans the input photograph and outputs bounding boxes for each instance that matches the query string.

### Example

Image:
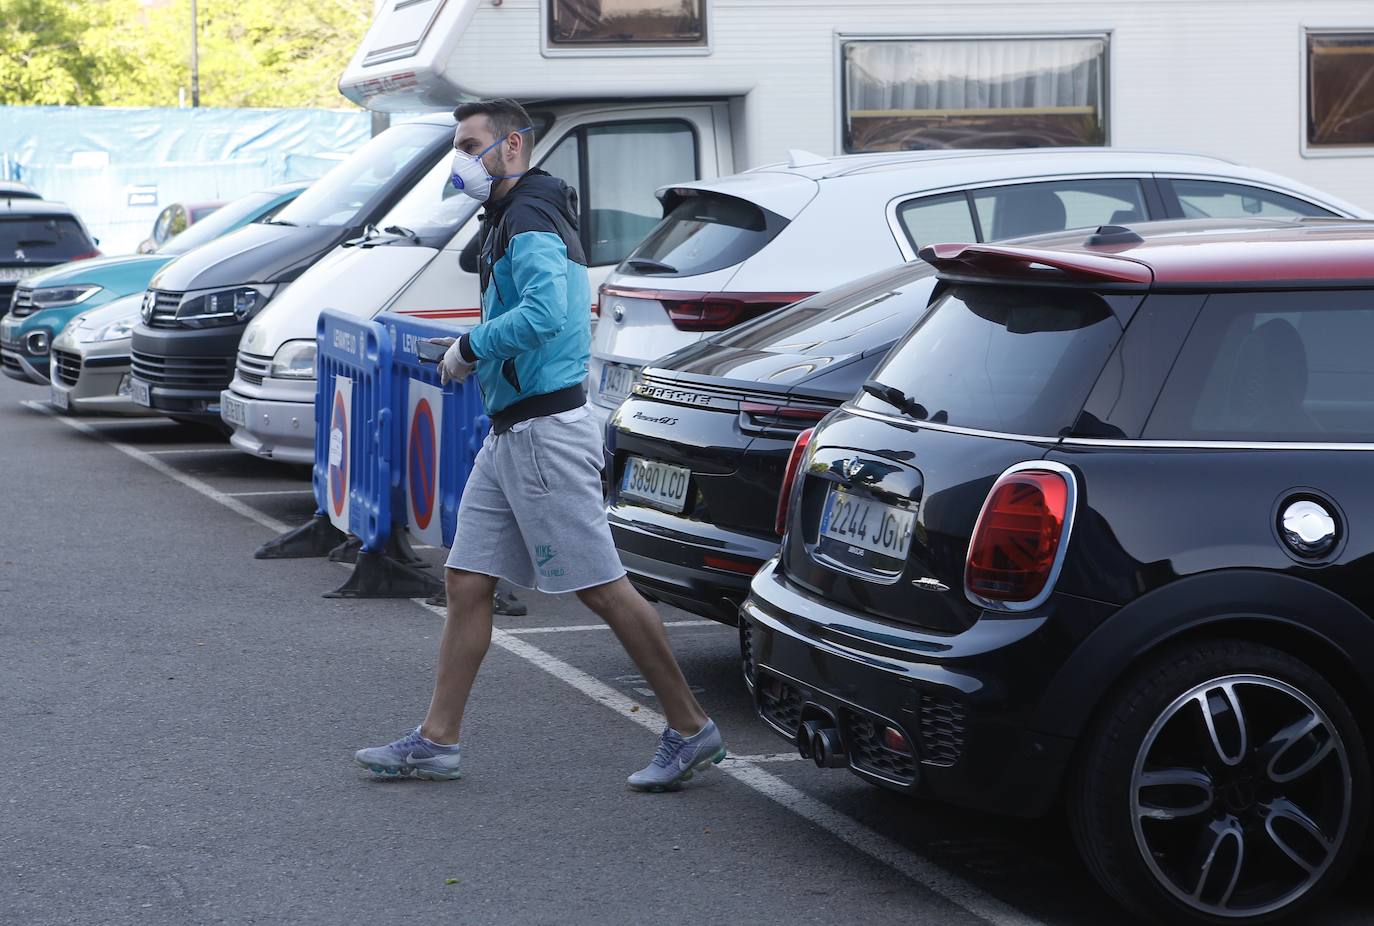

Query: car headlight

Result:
[269,339,317,379]
[176,285,275,328]
[31,285,102,308]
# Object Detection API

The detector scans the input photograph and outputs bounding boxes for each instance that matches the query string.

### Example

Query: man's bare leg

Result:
[419,568,498,744]
[577,577,709,735]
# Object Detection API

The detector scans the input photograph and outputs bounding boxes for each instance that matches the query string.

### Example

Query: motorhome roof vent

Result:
[1085,225,1145,247]
[787,149,829,169]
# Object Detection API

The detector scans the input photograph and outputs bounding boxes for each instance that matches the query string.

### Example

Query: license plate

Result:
[131,378,151,407]
[819,487,915,561]
[222,394,248,428]
[620,456,690,513]
[599,362,638,404]
[0,318,15,346]
[0,267,37,282]
[50,385,69,411]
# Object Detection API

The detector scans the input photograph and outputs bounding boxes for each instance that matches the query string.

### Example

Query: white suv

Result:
[590,148,1369,423]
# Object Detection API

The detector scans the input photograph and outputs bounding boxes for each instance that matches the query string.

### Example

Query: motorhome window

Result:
[842,37,1108,152]
[623,191,786,278]
[586,122,696,266]
[273,122,444,228]
[974,179,1148,240]
[1166,180,1336,220]
[856,284,1121,435]
[1307,32,1374,148]
[896,192,977,249]
[1145,292,1374,441]
[549,0,705,47]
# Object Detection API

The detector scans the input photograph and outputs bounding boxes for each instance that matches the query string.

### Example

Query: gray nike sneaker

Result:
[354,727,462,780]
[627,720,726,792]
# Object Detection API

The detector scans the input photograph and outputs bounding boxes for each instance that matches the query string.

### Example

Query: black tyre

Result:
[1069,639,1369,924]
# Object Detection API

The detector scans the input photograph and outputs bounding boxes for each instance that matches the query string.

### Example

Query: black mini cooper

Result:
[743,221,1374,923]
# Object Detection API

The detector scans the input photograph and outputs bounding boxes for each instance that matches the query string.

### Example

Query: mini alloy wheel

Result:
[1131,675,1351,917]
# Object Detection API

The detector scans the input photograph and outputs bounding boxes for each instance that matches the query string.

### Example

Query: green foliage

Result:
[0,0,375,108]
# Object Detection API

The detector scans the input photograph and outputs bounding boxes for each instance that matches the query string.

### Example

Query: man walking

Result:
[355,99,724,791]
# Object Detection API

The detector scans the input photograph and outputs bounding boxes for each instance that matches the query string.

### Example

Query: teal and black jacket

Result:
[456,169,592,430]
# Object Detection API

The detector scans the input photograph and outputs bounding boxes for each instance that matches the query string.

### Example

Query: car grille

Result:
[146,290,183,328]
[758,674,804,736]
[918,694,967,767]
[236,351,271,386]
[52,349,81,386]
[8,284,35,318]
[130,350,234,389]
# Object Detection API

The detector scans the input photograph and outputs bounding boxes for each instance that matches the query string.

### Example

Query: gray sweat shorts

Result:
[445,404,626,594]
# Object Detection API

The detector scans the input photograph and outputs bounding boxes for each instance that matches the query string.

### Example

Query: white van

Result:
[223,101,727,462]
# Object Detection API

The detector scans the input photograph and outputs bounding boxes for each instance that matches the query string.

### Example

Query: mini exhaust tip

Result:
[797,719,825,760]
[812,727,847,769]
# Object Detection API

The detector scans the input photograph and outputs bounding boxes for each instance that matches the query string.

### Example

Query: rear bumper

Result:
[222,386,315,465]
[608,503,777,624]
[741,558,1077,816]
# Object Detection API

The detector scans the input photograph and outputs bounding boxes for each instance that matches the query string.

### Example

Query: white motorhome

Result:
[222,0,1374,461]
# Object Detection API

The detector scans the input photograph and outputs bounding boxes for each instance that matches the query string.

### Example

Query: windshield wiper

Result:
[862,380,928,422]
[17,239,57,247]
[624,257,677,275]
[262,218,297,227]
[382,225,421,244]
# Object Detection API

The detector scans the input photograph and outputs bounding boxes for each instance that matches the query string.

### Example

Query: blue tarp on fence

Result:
[0,105,371,254]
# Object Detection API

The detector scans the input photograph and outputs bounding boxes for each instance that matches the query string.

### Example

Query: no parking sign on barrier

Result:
[405,379,444,547]
[326,375,352,534]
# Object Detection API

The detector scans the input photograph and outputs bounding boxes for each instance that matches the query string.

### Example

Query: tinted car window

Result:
[0,216,95,261]
[1144,291,1374,441]
[273,122,444,228]
[857,283,1123,435]
[160,190,288,256]
[623,191,787,277]
[974,179,1149,240]
[710,261,938,355]
[1169,180,1335,219]
[896,192,977,249]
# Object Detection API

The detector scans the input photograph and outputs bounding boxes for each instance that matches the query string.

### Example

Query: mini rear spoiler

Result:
[917,242,1154,288]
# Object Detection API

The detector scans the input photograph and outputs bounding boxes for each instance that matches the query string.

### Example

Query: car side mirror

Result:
[459,232,480,275]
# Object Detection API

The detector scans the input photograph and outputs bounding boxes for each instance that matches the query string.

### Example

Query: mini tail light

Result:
[739,401,829,434]
[775,427,814,536]
[70,249,102,261]
[965,467,1074,609]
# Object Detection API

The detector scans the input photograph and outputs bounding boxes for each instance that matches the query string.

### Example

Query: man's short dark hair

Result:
[453,98,533,146]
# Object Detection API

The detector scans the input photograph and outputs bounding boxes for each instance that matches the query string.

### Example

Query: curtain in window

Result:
[844,38,1107,152]
[1308,33,1374,147]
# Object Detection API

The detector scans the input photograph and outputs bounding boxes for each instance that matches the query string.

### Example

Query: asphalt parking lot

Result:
[3,373,1372,926]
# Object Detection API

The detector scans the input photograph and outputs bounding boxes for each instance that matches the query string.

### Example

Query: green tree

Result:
[0,0,111,104]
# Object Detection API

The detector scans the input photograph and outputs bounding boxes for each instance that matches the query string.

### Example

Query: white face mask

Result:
[449,127,532,202]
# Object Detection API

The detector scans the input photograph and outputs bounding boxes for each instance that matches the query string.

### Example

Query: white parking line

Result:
[721,752,805,764]
[145,447,235,455]
[503,620,716,635]
[39,395,1043,926]
[23,401,291,535]
[226,489,317,497]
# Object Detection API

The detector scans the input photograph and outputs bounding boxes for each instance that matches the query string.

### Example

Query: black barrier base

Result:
[254,514,349,560]
[328,536,363,563]
[324,550,444,599]
[425,584,528,616]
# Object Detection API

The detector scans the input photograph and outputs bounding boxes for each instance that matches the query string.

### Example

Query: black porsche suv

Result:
[743,221,1374,924]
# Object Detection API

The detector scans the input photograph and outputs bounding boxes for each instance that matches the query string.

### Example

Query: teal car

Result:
[1,182,306,384]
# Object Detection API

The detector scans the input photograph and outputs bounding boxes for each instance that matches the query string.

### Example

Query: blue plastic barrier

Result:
[314,309,394,555]
[378,312,487,549]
